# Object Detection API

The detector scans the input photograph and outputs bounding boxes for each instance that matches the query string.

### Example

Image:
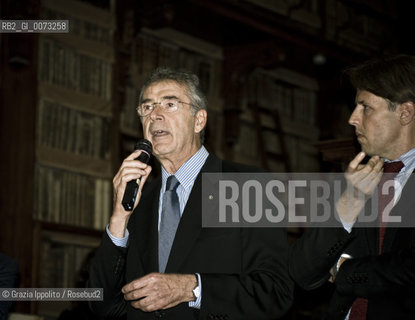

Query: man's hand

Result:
[109,150,152,237]
[122,273,197,312]
[345,152,384,199]
[329,255,352,283]
[336,152,384,223]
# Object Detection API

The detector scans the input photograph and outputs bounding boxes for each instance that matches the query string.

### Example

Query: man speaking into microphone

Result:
[88,68,293,320]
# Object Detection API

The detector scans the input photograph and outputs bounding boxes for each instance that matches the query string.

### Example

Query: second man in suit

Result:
[290,55,415,319]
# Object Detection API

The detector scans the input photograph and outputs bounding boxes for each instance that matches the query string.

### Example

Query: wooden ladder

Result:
[250,103,291,171]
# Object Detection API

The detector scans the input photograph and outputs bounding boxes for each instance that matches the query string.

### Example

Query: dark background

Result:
[1,0,415,319]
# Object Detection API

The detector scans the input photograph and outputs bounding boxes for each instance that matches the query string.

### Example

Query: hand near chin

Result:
[336,152,384,223]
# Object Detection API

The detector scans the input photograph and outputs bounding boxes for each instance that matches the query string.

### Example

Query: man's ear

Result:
[194,109,207,133]
[398,101,415,125]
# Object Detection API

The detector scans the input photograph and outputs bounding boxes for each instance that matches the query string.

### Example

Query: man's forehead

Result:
[355,89,371,99]
[143,80,187,98]
[355,89,385,104]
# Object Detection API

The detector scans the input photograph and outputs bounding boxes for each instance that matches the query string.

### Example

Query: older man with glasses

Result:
[89,68,293,320]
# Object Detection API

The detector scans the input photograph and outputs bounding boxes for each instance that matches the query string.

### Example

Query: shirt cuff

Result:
[332,253,353,278]
[106,224,129,248]
[188,273,202,309]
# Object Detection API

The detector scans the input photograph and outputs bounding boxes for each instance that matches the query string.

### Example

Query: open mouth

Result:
[151,129,169,137]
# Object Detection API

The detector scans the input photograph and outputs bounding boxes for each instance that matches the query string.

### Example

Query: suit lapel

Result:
[357,201,378,255]
[133,179,161,273]
[382,172,415,252]
[165,154,222,272]
[364,227,378,255]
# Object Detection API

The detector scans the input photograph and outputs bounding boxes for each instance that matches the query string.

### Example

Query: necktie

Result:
[158,175,180,273]
[378,161,404,253]
[349,161,404,320]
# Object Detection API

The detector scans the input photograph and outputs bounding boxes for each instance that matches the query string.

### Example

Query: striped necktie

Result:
[158,175,180,273]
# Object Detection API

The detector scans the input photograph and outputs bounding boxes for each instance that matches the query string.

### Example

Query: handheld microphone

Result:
[121,139,153,211]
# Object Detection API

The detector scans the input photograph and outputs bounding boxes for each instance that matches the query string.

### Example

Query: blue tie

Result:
[159,175,180,273]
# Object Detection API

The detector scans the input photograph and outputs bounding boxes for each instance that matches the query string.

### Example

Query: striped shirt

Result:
[106,146,209,309]
[107,145,209,244]
[389,147,415,203]
[159,145,209,227]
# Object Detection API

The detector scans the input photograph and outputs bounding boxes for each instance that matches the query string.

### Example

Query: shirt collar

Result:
[385,147,415,174]
[161,146,209,190]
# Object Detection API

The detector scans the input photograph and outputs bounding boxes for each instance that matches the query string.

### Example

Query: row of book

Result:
[38,37,112,99]
[120,85,141,135]
[133,33,222,99]
[234,69,320,172]
[235,119,319,172]
[41,7,113,45]
[235,121,294,159]
[134,34,179,78]
[34,165,112,230]
[247,72,318,126]
[39,236,98,288]
[247,0,389,55]
[325,1,390,54]
[36,99,111,160]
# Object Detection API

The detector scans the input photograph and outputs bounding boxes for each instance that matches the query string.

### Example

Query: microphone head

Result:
[134,139,153,164]
[135,138,153,154]
[121,138,153,211]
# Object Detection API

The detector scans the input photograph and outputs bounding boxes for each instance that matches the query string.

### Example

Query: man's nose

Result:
[149,103,164,120]
[348,107,360,127]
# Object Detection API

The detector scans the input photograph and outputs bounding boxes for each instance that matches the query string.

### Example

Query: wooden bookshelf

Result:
[31,222,102,317]
[30,2,117,317]
[0,0,116,317]
[315,138,359,172]
[0,1,403,319]
[38,83,112,117]
[234,67,321,172]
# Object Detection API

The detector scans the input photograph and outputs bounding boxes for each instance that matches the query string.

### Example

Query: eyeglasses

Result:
[136,98,193,117]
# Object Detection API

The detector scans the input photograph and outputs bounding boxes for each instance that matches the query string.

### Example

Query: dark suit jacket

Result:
[89,154,294,320]
[0,253,19,320]
[289,175,415,320]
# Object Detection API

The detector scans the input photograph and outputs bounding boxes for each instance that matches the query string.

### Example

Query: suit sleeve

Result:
[289,227,354,290]
[200,227,294,320]
[88,232,128,318]
[0,253,19,320]
[335,235,415,297]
